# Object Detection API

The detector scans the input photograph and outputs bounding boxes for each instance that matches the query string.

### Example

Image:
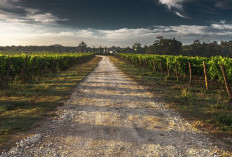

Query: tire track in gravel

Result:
[1,56,231,157]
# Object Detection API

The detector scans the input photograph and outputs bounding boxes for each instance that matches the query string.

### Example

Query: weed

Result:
[181,88,192,98]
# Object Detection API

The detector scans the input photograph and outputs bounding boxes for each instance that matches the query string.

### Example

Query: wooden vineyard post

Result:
[55,59,59,72]
[175,62,179,81]
[188,62,192,85]
[21,56,28,81]
[0,58,1,87]
[160,61,164,75]
[6,59,11,86]
[139,58,141,67]
[153,60,157,72]
[167,63,170,77]
[203,61,209,90]
[32,58,36,76]
[220,65,232,100]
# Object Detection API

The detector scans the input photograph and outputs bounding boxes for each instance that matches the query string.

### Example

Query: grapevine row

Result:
[116,53,232,99]
[0,53,95,85]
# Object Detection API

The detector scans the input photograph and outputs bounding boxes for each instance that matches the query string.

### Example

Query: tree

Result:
[132,42,143,53]
[78,41,87,52]
[146,36,182,55]
[99,46,102,53]
[104,47,107,53]
[124,47,133,53]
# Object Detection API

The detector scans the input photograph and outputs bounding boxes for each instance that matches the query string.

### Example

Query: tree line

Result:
[0,42,119,54]
[0,43,93,53]
[1,37,232,57]
[128,36,232,57]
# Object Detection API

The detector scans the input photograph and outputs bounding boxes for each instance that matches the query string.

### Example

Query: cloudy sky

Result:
[0,0,232,47]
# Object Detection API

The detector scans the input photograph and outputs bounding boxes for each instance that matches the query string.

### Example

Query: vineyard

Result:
[116,53,232,99]
[0,53,95,86]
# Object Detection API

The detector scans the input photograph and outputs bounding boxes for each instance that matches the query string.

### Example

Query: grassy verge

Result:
[110,56,232,142]
[0,56,101,150]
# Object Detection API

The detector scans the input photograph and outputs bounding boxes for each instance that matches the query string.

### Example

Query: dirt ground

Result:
[1,56,231,156]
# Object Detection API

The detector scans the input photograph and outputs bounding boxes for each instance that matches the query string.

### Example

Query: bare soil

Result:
[1,56,231,156]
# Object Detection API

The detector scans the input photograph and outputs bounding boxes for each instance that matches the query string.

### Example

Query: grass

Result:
[110,56,232,140]
[0,56,101,150]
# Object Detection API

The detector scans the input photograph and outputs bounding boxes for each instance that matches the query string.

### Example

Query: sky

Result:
[0,0,232,47]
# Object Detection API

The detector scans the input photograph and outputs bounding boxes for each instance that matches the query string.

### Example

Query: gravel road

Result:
[1,56,231,157]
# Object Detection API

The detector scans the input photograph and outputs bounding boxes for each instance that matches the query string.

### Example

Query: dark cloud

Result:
[0,0,231,29]
[0,0,67,25]
[0,0,232,46]
[215,0,232,10]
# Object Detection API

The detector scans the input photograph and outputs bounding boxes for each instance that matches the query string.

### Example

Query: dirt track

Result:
[1,56,231,156]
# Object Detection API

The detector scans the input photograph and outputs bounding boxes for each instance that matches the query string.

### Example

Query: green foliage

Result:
[215,113,232,128]
[146,36,182,55]
[117,53,232,83]
[0,53,95,84]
